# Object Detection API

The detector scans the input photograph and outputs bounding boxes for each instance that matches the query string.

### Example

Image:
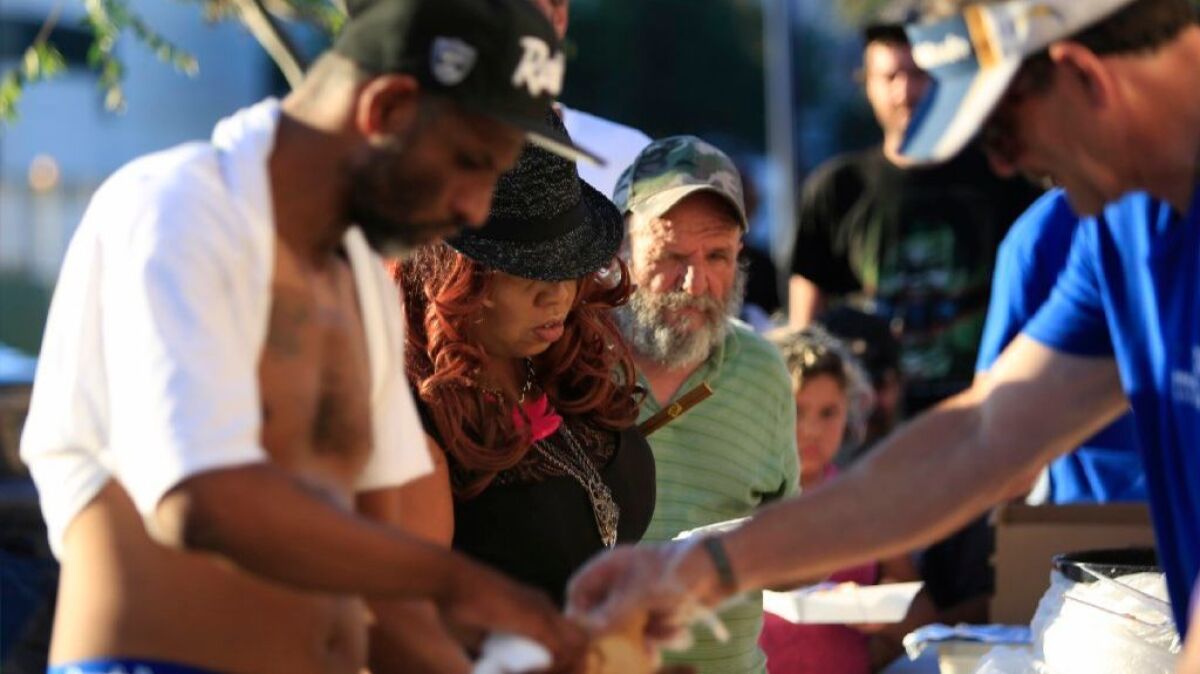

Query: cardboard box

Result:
[990,502,1157,624]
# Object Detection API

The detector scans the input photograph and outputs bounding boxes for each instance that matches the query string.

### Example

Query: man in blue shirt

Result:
[564,0,1200,662]
[976,189,1146,504]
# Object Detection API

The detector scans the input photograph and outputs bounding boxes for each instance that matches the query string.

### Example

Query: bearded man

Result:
[612,136,799,674]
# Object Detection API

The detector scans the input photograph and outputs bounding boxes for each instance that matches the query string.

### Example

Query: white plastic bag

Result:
[472,633,552,674]
[1031,570,1180,674]
[971,645,1048,674]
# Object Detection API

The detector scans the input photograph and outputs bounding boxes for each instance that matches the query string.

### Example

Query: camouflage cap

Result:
[612,135,748,230]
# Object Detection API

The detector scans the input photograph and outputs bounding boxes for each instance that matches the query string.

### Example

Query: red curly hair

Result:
[393,243,641,497]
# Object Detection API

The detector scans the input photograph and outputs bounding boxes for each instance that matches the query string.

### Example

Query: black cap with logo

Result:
[334,0,602,166]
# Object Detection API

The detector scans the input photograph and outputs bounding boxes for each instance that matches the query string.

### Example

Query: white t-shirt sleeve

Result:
[345,229,434,492]
[357,367,432,492]
[101,172,268,518]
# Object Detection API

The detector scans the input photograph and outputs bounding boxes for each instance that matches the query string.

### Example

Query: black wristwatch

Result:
[701,535,738,594]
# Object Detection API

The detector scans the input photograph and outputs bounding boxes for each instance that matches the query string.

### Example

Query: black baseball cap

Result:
[334,0,602,166]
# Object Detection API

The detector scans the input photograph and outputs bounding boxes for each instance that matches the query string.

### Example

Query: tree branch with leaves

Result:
[0,0,345,122]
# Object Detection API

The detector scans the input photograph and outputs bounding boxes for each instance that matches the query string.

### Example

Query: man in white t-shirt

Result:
[18,1,597,672]
[529,0,652,198]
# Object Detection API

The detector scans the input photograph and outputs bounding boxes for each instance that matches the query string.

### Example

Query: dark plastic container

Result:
[1052,547,1159,584]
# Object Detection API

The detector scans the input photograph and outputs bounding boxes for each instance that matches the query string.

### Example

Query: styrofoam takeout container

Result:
[763,581,924,624]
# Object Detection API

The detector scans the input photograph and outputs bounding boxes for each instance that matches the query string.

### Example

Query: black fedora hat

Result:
[447,113,623,282]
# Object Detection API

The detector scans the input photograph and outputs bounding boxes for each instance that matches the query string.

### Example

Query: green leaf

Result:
[104,84,126,112]
[18,45,64,85]
[22,50,39,78]
[33,44,68,78]
[176,54,200,76]
[4,0,349,122]
[0,71,24,122]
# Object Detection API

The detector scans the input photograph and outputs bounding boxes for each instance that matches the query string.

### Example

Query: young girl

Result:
[759,326,933,673]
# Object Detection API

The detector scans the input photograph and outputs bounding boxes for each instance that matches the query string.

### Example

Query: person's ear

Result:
[480,279,497,309]
[354,74,421,139]
[1048,41,1114,111]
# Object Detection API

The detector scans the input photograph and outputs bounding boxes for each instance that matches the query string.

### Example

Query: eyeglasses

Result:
[979,53,1056,166]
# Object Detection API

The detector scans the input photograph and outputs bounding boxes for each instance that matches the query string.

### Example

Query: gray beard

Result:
[616,266,747,370]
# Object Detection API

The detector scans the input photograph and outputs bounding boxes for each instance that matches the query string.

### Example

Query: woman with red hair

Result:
[391,116,655,614]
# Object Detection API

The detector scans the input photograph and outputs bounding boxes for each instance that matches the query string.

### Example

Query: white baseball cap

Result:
[899,0,1136,164]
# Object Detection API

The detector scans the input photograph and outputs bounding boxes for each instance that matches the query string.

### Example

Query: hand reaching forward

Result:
[434,555,588,672]
[565,540,729,653]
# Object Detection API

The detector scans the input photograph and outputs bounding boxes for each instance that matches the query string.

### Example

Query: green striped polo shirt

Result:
[639,319,800,674]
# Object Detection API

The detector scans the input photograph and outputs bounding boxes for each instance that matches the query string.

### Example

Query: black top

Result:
[416,399,656,606]
[786,145,1040,410]
[919,514,994,611]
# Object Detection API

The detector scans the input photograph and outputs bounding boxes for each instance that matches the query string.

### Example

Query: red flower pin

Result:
[513,393,563,442]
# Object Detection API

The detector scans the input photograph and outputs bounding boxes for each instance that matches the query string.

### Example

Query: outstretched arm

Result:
[570,336,1127,630]
[1181,590,1200,674]
[359,435,473,674]
[152,461,582,665]
[721,336,1126,592]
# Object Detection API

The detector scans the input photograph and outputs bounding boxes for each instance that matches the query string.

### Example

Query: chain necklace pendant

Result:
[589,481,620,548]
[535,421,620,548]
[518,357,535,403]
[482,360,620,547]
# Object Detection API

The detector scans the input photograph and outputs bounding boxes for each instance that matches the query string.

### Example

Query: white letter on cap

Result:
[512,37,564,97]
[912,33,971,70]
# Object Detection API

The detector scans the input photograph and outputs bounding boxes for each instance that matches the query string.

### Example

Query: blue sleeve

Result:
[1023,218,1115,357]
[976,223,1035,372]
[976,190,1080,371]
